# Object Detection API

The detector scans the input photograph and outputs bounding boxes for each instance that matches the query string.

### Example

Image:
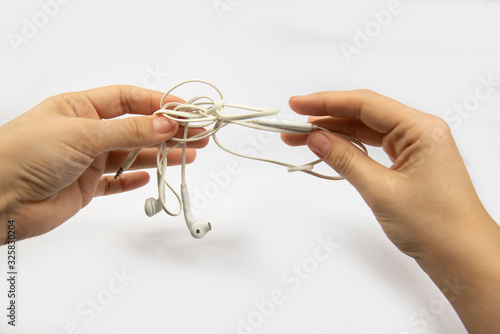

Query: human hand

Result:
[0,85,207,244]
[282,90,500,333]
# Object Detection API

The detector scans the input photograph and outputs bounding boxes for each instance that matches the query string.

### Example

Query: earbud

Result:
[144,170,164,217]
[144,197,163,217]
[181,184,212,238]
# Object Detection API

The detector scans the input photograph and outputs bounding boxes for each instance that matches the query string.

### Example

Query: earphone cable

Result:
[116,79,368,218]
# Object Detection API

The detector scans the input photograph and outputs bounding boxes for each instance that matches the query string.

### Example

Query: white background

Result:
[1,1,500,333]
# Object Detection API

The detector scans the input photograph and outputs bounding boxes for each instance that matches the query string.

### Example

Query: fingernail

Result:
[153,116,176,134]
[308,132,332,158]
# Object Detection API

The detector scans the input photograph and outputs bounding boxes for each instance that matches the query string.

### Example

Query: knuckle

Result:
[356,89,378,98]
[119,88,133,115]
[423,115,453,145]
[328,146,356,179]
[122,118,146,143]
[429,115,451,132]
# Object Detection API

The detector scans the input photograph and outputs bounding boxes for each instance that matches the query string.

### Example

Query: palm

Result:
[1,85,200,243]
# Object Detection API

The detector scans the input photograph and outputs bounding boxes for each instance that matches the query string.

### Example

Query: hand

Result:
[0,85,207,244]
[282,90,500,333]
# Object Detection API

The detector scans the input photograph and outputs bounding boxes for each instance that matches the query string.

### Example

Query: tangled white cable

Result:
[115,79,368,238]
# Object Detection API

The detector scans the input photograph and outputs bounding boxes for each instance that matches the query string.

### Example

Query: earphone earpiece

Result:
[181,184,211,238]
[144,197,163,217]
[187,219,212,239]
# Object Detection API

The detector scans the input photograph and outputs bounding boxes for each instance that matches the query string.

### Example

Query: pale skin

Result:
[1,87,499,333]
[282,90,500,334]
[0,85,207,243]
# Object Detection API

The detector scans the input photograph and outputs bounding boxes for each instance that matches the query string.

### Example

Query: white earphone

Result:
[115,79,368,239]
[144,170,164,217]
[144,197,162,217]
[181,185,212,238]
[144,184,210,238]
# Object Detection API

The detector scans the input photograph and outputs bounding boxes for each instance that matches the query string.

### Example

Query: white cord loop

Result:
[115,79,368,222]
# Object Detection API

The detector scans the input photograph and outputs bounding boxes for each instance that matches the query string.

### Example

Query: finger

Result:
[307,131,391,195]
[94,171,150,197]
[290,90,417,134]
[104,148,197,173]
[168,126,210,148]
[311,117,384,146]
[87,115,179,153]
[281,133,309,147]
[281,117,383,148]
[123,126,210,148]
[78,85,184,119]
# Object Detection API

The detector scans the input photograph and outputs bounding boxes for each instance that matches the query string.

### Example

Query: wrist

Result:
[416,213,500,277]
[416,215,500,333]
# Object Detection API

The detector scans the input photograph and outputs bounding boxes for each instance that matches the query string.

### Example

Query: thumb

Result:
[92,115,179,153]
[307,131,390,194]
